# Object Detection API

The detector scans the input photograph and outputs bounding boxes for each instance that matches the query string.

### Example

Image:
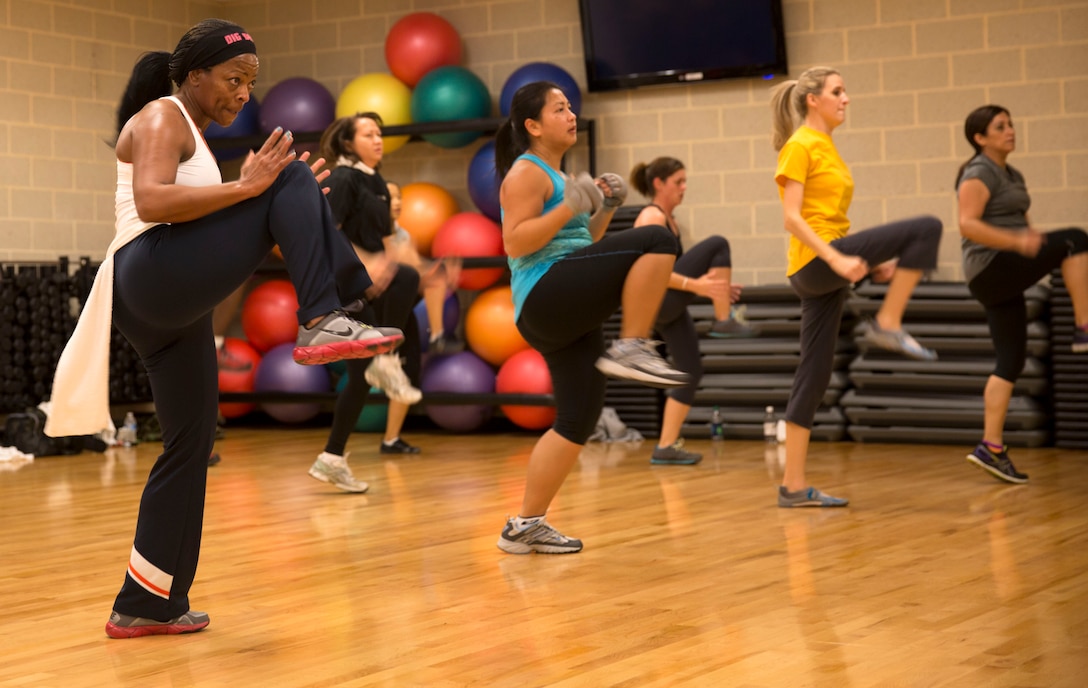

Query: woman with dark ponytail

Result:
[494,81,688,555]
[956,104,1088,484]
[629,156,757,466]
[46,18,403,638]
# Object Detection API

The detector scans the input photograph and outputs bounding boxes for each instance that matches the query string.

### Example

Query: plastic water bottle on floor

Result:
[709,406,724,441]
[118,412,138,447]
[763,406,777,444]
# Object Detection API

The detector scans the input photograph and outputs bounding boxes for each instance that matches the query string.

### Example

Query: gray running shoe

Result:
[308,452,369,493]
[365,354,422,405]
[967,443,1028,484]
[105,610,209,639]
[497,517,583,554]
[651,440,703,465]
[595,338,690,388]
[778,486,849,508]
[862,321,937,361]
[1073,326,1088,353]
[293,311,403,365]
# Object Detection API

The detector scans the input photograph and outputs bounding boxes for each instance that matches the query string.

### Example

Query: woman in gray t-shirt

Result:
[956,104,1088,485]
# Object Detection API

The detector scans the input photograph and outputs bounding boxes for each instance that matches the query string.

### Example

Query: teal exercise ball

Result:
[410,66,491,149]
[335,375,388,432]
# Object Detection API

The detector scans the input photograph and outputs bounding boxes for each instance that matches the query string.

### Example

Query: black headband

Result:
[181,24,256,76]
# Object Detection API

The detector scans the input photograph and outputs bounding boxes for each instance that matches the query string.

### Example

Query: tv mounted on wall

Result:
[578,0,788,92]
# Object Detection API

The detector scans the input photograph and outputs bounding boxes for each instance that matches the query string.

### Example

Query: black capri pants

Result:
[968,227,1088,382]
[515,224,678,444]
[655,235,732,406]
[786,215,942,430]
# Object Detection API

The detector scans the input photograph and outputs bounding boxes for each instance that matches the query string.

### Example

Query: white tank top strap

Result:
[161,95,222,187]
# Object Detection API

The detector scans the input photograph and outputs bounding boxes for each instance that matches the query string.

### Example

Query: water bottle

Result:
[763,406,777,444]
[119,412,138,447]
[709,406,724,441]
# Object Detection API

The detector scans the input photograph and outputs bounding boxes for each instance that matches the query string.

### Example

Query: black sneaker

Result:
[967,443,1028,484]
[380,438,421,454]
[650,440,703,465]
[429,332,464,354]
[497,517,583,554]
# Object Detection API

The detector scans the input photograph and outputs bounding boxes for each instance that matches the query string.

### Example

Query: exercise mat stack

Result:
[681,284,854,441]
[1049,269,1087,450]
[842,282,1050,447]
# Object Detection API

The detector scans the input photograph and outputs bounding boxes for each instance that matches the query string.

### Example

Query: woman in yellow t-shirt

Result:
[770,66,943,508]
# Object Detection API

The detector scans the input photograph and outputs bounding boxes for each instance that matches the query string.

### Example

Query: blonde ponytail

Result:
[768,66,840,151]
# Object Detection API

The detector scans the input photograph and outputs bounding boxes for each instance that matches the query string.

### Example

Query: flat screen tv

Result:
[578,0,788,92]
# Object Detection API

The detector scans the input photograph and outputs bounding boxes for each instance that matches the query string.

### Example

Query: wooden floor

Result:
[2,428,1087,687]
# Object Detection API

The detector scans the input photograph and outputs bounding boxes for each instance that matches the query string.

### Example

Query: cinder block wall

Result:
[2,0,1086,285]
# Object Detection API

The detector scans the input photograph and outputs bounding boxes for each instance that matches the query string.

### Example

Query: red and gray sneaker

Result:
[105,610,210,639]
[293,311,403,365]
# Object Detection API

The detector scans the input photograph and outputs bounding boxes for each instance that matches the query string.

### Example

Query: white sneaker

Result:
[365,354,422,405]
[308,452,369,493]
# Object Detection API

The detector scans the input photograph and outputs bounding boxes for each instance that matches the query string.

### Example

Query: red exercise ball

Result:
[431,212,506,291]
[497,348,555,430]
[217,337,262,419]
[385,12,463,87]
[241,280,299,353]
[464,285,529,366]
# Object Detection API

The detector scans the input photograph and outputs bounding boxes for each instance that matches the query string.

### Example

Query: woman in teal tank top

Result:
[492,81,689,555]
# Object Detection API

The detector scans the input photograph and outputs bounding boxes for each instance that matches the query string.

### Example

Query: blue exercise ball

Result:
[205,96,260,160]
[410,66,492,149]
[500,63,582,117]
[467,140,501,222]
[421,351,494,432]
[414,291,461,350]
[259,77,336,135]
[254,343,330,423]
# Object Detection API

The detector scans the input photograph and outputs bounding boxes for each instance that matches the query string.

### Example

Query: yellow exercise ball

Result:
[336,73,412,153]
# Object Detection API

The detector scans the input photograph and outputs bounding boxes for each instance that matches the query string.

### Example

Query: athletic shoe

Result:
[216,345,253,373]
[1073,326,1088,353]
[497,517,583,554]
[380,438,421,454]
[708,318,759,338]
[429,332,464,354]
[364,354,422,405]
[293,311,403,365]
[778,486,849,508]
[208,452,221,467]
[651,440,703,465]
[966,443,1028,484]
[862,321,937,361]
[595,338,690,388]
[308,452,369,493]
[105,610,209,639]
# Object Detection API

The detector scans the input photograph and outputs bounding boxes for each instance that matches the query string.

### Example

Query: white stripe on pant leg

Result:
[127,546,172,599]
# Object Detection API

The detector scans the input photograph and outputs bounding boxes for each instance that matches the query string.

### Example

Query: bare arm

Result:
[780,178,868,282]
[957,178,1042,257]
[587,205,615,241]
[500,162,577,258]
[119,100,299,224]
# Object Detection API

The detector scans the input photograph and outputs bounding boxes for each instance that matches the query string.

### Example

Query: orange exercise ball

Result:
[464,285,529,366]
[398,182,459,256]
[241,279,299,353]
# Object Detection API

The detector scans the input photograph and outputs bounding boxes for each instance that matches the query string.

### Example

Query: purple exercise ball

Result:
[254,343,330,423]
[259,77,336,135]
[421,351,494,432]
